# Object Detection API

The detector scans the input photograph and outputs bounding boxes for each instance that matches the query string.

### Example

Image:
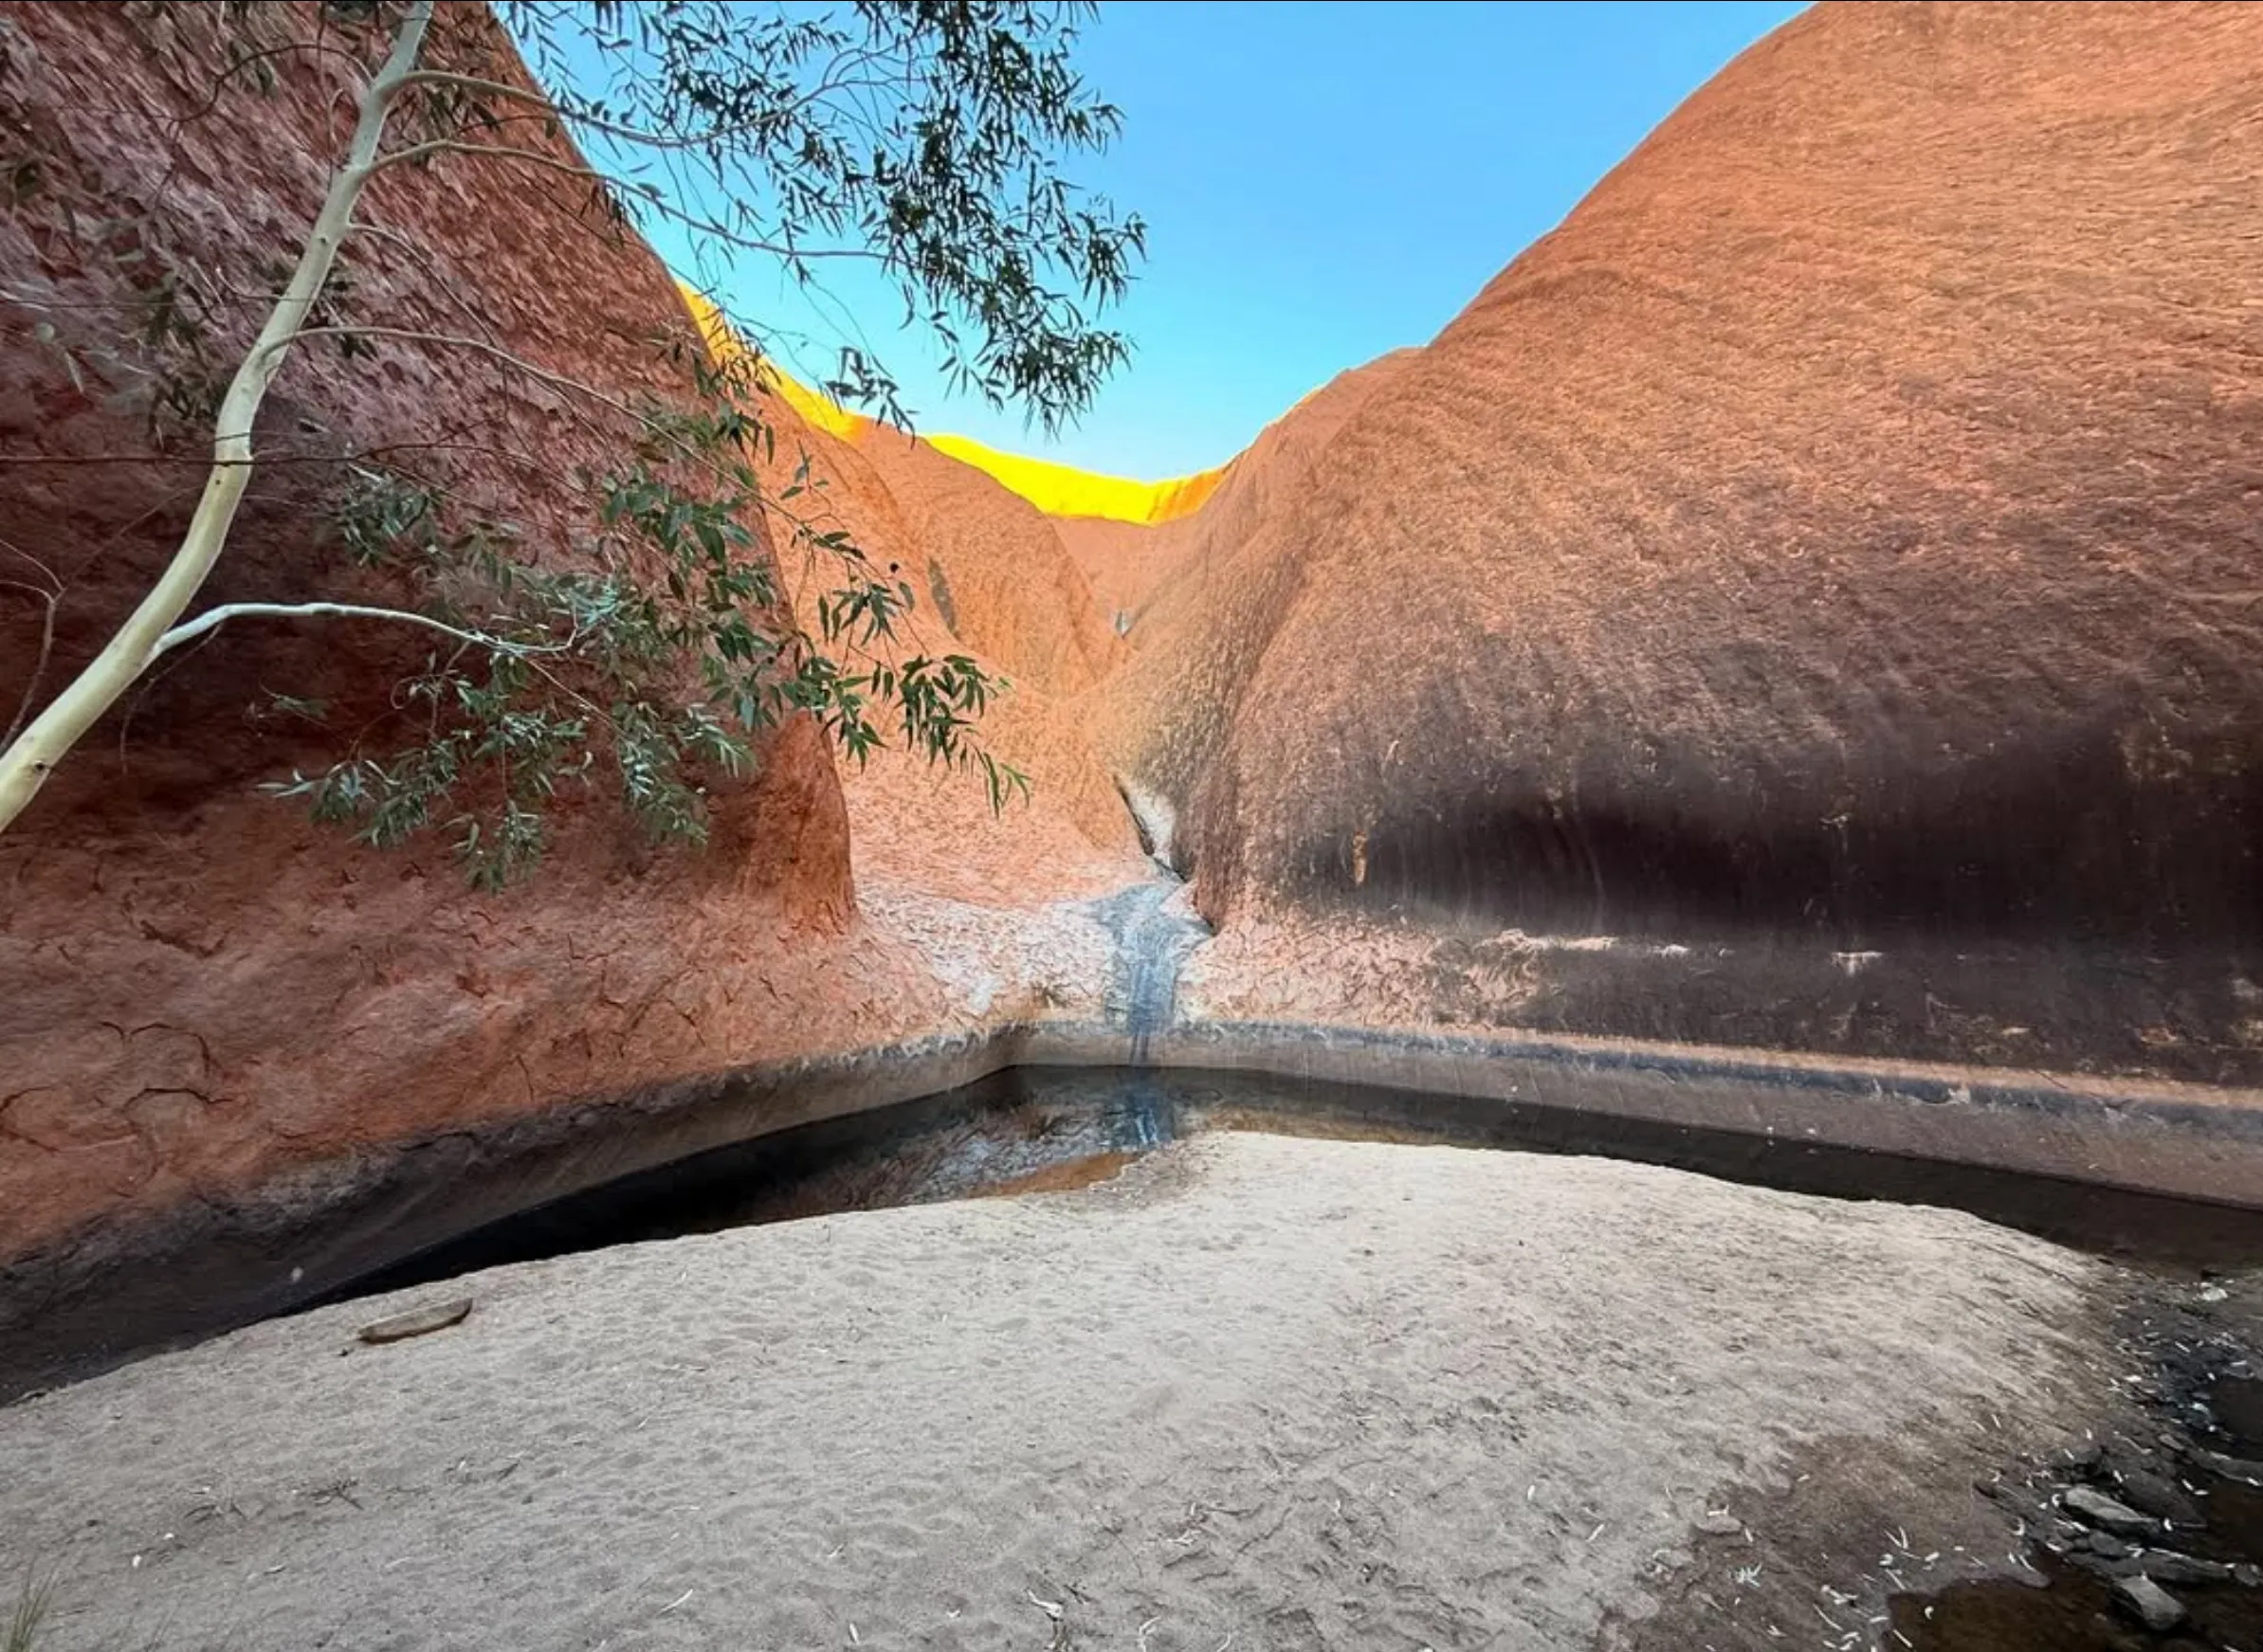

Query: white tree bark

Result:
[0,1,435,834]
[152,600,566,660]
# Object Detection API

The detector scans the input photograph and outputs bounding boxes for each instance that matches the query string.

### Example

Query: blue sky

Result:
[610,1,1809,480]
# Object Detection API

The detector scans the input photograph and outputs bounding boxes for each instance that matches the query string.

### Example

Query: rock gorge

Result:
[7,0,2263,1385]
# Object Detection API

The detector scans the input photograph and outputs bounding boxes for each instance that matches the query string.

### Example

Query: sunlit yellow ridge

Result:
[682,287,1226,526]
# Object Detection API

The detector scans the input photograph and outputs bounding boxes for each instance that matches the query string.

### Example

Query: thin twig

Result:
[367,138,876,265]
[0,435,546,473]
[166,38,369,129]
[0,578,58,752]
[282,324,650,427]
[344,220,511,347]
[398,48,892,153]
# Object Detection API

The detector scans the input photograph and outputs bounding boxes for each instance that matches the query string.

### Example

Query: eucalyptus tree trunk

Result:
[0,1,434,834]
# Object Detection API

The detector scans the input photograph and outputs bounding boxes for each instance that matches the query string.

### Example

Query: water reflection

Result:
[328,1064,2263,1307]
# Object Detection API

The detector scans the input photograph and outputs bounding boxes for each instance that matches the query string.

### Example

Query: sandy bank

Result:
[0,1135,2113,1650]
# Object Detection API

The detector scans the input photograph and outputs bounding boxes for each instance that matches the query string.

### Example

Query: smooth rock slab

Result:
[2064,1486,2162,1537]
[2112,1573,2187,1633]
[2115,1467,2202,1526]
[2191,1445,2263,1486]
[2132,1551,2232,1587]
[356,1298,473,1345]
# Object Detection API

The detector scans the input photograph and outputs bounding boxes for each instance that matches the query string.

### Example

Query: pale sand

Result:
[0,1135,2112,1651]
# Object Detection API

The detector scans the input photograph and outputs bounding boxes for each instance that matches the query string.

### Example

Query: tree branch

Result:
[283,322,650,426]
[394,68,552,105]
[0,0,436,834]
[154,600,566,660]
[346,218,511,346]
[168,38,369,128]
[400,50,896,154]
[366,138,878,266]
[0,434,545,474]
[372,135,602,180]
[278,322,776,510]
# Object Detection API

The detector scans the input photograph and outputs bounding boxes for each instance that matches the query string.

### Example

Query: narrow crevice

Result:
[1112,773,1188,878]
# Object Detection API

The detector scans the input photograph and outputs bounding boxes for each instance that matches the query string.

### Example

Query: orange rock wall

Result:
[848,427,1125,699]
[0,3,892,1262]
[1093,0,2263,1078]
[1105,0,2263,940]
[749,400,1141,867]
[1056,352,1416,635]
[0,0,1149,1272]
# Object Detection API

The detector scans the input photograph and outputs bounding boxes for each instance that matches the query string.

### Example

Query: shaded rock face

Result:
[1098,1,2263,1074]
[0,4,871,1260]
[849,427,1126,699]
[749,403,1141,870]
[1083,350,1417,824]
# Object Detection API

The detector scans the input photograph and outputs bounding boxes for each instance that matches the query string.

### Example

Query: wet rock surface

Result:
[1609,1274,2263,1651]
[1902,1286,2263,1648]
[2060,1487,2160,1540]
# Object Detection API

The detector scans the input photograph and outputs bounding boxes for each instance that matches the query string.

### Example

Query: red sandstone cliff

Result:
[849,428,1125,699]
[1092,1,2263,1075]
[1078,349,1418,842]
[0,3,1122,1267]
[1055,351,1416,636]
[743,394,1142,882]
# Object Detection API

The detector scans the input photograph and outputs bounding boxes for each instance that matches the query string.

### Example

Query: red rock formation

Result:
[0,0,1150,1272]
[847,427,1125,699]
[1098,1,2263,1076]
[1057,353,1415,631]
[748,397,1141,871]
[18,0,2263,1325]
[1051,516,1160,633]
[0,3,901,1262]
[1082,350,1417,838]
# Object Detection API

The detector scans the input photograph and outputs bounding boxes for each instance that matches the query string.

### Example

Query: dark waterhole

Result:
[329,1063,2263,1305]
